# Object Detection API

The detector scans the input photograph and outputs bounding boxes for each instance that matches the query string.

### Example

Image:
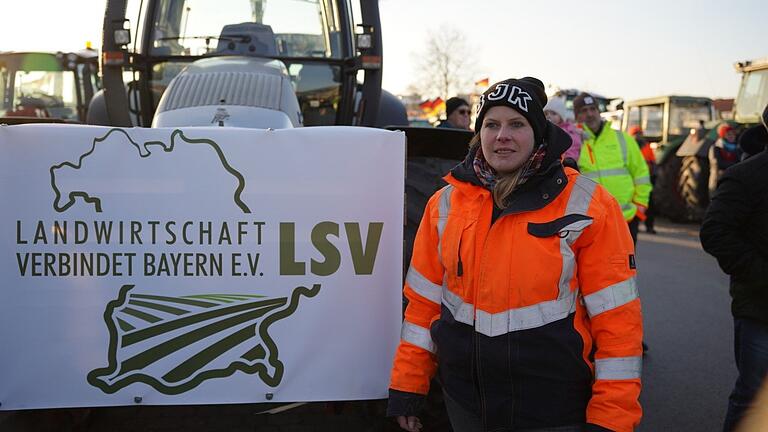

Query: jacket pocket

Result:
[527,214,593,238]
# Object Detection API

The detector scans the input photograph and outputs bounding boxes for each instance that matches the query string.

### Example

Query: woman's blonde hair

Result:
[469,135,526,209]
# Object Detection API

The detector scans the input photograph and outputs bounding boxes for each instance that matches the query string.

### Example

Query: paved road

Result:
[637,220,735,431]
[0,219,738,431]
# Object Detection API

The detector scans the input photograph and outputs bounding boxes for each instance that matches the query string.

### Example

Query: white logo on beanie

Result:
[483,84,533,112]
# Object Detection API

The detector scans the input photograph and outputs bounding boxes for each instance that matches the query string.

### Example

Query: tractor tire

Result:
[404,157,457,276]
[678,155,710,221]
[652,154,689,222]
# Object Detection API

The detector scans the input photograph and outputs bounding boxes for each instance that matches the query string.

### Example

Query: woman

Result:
[388,78,643,432]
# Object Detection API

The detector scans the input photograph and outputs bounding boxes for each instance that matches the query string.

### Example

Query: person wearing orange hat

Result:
[708,123,742,199]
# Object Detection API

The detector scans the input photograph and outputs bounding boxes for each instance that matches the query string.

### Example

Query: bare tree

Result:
[411,27,477,101]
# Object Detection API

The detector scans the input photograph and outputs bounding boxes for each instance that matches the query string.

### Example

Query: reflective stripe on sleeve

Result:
[634,176,651,185]
[401,320,436,354]
[595,356,642,380]
[558,175,598,300]
[583,277,638,318]
[583,168,630,179]
[566,176,598,215]
[442,288,475,325]
[405,267,443,305]
[615,130,628,165]
[436,186,453,259]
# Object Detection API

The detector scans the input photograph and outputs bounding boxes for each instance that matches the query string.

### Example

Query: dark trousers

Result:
[645,192,655,231]
[628,217,639,246]
[443,390,585,432]
[723,318,768,431]
[645,176,657,231]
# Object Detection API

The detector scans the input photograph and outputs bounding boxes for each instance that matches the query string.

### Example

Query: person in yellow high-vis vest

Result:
[574,93,652,244]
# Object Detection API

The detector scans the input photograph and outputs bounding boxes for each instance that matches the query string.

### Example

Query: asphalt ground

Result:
[636,219,735,431]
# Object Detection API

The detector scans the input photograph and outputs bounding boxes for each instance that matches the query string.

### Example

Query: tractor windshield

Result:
[0,54,80,120]
[734,68,768,123]
[669,100,712,136]
[150,0,343,59]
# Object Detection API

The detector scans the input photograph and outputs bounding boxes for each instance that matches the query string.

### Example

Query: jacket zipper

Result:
[586,141,596,165]
[457,237,464,277]
[474,197,495,430]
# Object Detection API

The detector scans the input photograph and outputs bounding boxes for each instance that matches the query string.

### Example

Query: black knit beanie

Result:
[474,77,549,144]
[446,97,469,117]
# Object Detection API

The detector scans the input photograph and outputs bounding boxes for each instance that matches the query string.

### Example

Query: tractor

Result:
[0,50,100,124]
[89,0,404,129]
[631,57,768,222]
[621,95,715,221]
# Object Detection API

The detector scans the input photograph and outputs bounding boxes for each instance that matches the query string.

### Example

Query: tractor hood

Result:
[152,56,302,129]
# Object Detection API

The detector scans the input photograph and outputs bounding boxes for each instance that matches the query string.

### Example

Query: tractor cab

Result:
[92,0,384,128]
[622,96,715,154]
[0,50,100,124]
[620,95,715,222]
[733,57,768,125]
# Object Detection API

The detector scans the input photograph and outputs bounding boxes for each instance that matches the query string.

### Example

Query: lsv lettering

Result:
[279,222,384,276]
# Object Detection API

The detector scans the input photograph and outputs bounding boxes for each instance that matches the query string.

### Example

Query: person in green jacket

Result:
[574,93,651,244]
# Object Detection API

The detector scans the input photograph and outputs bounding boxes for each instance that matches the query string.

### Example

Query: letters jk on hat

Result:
[474,77,548,144]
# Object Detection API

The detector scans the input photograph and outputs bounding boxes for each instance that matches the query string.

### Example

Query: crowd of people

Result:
[388,79,768,432]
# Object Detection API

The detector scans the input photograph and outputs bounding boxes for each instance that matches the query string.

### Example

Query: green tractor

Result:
[0,50,100,124]
[621,96,716,221]
[670,57,768,221]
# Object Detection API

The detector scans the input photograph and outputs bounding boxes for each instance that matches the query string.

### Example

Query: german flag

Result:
[432,97,445,114]
[475,77,490,87]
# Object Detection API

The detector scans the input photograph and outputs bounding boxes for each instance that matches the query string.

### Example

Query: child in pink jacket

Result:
[544,97,584,162]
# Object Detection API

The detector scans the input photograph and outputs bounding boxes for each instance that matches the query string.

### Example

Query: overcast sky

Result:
[3,0,766,101]
[379,0,767,100]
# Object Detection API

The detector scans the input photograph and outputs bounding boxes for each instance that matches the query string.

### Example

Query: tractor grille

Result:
[158,72,283,112]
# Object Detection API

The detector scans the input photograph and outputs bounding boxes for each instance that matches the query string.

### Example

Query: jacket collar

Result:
[447,121,572,215]
[583,120,613,140]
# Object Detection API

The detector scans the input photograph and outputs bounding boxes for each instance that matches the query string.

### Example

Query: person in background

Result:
[544,96,584,164]
[709,124,743,199]
[388,77,643,432]
[437,97,471,130]
[700,104,768,432]
[628,126,657,234]
[574,92,651,245]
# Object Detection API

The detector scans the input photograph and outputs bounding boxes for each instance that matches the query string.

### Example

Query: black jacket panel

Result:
[700,149,768,324]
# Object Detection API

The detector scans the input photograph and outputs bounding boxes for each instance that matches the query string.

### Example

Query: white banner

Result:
[0,124,405,410]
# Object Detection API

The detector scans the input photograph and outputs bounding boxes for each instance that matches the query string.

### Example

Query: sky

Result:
[3,0,766,101]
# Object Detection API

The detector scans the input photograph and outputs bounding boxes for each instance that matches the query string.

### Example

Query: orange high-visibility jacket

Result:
[390,139,643,431]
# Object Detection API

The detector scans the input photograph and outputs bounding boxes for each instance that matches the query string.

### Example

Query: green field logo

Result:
[87,284,320,395]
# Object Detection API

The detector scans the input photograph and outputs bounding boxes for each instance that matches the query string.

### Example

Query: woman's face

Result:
[480,106,536,175]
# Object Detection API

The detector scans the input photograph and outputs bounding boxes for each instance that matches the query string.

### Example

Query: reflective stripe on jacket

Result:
[578,122,651,221]
[390,166,643,432]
